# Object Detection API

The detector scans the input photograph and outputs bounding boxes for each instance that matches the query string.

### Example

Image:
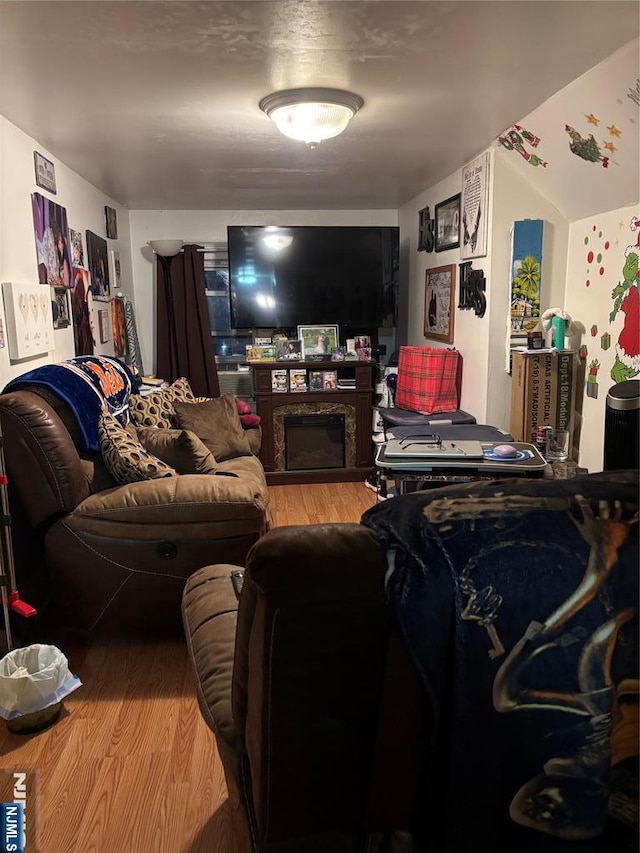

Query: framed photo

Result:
[52,286,71,329]
[424,264,456,344]
[460,152,490,259]
[434,193,461,252]
[322,370,337,390]
[105,206,118,239]
[33,151,56,194]
[108,249,122,293]
[275,339,303,361]
[70,229,85,268]
[297,325,339,358]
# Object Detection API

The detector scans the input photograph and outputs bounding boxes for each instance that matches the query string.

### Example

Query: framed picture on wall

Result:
[434,193,461,252]
[460,152,490,259]
[424,264,456,344]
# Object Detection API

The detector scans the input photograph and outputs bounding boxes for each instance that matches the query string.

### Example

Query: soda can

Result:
[536,425,552,454]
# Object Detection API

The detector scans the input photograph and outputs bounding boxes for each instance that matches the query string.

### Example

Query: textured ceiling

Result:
[0,1,637,210]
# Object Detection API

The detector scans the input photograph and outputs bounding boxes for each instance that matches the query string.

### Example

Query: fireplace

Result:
[285,414,346,471]
[272,402,357,472]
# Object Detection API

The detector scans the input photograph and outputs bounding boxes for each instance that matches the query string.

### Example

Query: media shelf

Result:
[251,360,375,484]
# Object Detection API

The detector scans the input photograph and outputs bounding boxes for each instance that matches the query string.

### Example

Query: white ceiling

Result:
[0,1,637,211]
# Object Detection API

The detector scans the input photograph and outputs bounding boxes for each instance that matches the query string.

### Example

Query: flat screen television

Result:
[227,225,399,333]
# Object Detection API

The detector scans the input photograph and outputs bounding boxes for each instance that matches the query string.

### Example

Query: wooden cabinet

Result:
[251,360,375,484]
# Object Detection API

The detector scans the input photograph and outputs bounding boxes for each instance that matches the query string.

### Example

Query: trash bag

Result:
[0,644,81,732]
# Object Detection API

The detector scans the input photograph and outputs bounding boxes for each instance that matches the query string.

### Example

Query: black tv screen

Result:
[227,225,399,331]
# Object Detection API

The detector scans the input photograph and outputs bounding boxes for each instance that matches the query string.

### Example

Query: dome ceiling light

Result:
[259,87,364,147]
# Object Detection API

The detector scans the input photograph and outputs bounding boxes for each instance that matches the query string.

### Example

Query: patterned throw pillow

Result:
[98,409,177,484]
[129,377,196,429]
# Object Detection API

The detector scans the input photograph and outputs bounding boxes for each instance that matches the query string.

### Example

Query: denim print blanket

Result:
[361,471,639,852]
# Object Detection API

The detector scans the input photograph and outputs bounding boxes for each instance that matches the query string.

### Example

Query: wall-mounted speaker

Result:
[603,379,639,471]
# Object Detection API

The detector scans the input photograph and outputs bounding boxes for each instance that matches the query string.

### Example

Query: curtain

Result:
[156,244,220,397]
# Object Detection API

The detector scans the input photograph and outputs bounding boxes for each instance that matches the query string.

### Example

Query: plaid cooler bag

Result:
[395,346,460,414]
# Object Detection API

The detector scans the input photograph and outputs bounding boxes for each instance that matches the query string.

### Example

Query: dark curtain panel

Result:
[156,244,220,397]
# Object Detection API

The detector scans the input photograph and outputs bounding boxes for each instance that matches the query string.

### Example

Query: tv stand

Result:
[251,360,375,484]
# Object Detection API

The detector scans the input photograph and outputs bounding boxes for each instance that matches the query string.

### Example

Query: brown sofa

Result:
[0,386,271,633]
[182,472,638,852]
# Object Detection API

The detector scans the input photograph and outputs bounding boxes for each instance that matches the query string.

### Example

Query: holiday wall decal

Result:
[497,125,548,168]
[609,216,639,383]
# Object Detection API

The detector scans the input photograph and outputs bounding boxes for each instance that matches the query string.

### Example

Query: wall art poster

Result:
[31,193,73,287]
[2,281,54,359]
[86,230,110,300]
[105,206,118,240]
[460,152,490,260]
[111,297,127,358]
[509,220,543,335]
[71,267,95,356]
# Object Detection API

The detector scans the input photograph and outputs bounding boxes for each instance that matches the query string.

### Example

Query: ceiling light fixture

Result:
[259,87,364,146]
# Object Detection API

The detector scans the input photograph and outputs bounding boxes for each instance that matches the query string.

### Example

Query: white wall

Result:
[0,116,133,386]
[398,154,495,423]
[488,149,571,431]
[564,203,639,472]
[129,209,397,376]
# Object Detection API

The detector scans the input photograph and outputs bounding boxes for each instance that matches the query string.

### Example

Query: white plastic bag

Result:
[0,644,81,720]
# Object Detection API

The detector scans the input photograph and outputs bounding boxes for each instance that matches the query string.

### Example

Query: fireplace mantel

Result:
[251,360,375,484]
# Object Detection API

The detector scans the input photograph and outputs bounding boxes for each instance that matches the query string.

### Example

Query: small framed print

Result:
[105,206,118,239]
[297,325,339,358]
[52,286,71,329]
[109,249,122,292]
[434,193,461,252]
[424,264,456,344]
[34,151,57,194]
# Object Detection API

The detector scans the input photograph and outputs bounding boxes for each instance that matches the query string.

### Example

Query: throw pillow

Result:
[173,394,253,462]
[129,377,196,429]
[194,395,261,430]
[135,427,219,474]
[98,410,177,484]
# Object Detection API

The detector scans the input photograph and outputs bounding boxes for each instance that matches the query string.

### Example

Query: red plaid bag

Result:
[394,346,460,414]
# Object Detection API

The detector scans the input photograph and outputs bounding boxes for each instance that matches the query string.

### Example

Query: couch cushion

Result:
[129,377,196,429]
[135,426,219,474]
[173,394,252,462]
[98,409,177,484]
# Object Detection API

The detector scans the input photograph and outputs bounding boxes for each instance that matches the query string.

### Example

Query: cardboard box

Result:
[510,350,577,444]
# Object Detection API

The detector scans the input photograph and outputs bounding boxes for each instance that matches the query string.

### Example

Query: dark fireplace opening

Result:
[284,414,346,471]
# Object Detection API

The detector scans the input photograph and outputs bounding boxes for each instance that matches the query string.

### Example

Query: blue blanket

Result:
[3,356,138,452]
[361,471,639,851]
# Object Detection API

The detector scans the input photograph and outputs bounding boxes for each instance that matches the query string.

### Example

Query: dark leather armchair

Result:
[182,471,639,852]
[0,387,270,633]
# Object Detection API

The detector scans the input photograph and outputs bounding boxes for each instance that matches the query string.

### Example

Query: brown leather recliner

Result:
[0,388,271,633]
[182,472,639,853]
[182,523,425,853]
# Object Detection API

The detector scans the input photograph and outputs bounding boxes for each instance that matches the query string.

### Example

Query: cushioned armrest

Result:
[182,564,243,788]
[73,474,269,522]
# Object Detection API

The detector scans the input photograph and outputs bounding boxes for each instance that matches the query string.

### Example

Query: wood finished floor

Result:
[0,482,377,853]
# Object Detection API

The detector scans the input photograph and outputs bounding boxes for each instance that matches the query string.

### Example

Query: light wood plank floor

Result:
[0,482,377,853]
